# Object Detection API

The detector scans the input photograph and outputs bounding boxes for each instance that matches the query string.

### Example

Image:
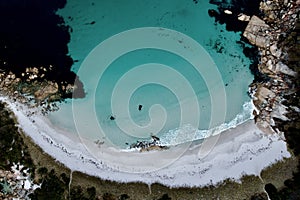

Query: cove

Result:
[50,0,254,149]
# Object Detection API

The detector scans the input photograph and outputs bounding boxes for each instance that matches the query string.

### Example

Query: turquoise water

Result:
[51,0,254,148]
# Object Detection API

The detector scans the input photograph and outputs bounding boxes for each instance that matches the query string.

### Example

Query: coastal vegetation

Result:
[0,102,34,171]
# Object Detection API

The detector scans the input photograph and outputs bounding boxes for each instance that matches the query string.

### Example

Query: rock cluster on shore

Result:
[129,136,168,152]
[0,164,40,199]
[243,0,299,133]
[0,69,79,114]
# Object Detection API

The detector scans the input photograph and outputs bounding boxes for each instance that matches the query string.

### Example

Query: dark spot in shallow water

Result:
[110,116,115,120]
[138,104,143,111]
[84,21,96,25]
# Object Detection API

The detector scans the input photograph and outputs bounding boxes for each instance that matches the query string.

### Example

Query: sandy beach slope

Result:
[0,96,290,187]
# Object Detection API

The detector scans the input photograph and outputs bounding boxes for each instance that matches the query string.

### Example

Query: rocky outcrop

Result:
[129,136,168,152]
[238,13,251,22]
[243,16,271,48]
[244,0,300,133]
[140,145,168,152]
[33,81,59,101]
[0,69,80,113]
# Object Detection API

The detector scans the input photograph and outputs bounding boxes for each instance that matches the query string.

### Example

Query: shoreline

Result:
[0,95,291,187]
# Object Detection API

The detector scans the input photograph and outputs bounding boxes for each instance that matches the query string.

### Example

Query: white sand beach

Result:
[0,96,291,187]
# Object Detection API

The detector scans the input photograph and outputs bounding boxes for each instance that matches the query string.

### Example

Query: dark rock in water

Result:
[0,0,85,99]
[237,38,269,83]
[208,9,218,18]
[129,136,167,151]
[110,115,115,120]
[151,135,160,141]
[243,45,269,83]
[138,104,143,111]
[84,21,96,25]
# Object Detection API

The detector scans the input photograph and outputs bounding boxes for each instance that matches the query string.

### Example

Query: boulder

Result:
[271,103,289,121]
[224,10,232,15]
[34,82,59,101]
[238,13,250,22]
[243,16,270,48]
[140,145,168,152]
[256,86,276,103]
[275,62,297,77]
[270,44,282,58]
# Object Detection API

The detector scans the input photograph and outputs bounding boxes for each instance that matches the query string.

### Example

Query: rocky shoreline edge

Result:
[244,0,300,136]
[209,0,299,137]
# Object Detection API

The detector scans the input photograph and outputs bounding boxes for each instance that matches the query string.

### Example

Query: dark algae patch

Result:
[208,0,264,81]
[0,0,84,100]
[209,0,261,32]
